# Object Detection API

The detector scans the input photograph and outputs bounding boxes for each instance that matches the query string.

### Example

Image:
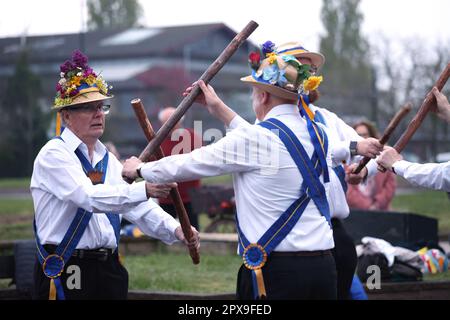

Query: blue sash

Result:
[236,118,331,299]
[34,137,120,300]
[313,110,348,194]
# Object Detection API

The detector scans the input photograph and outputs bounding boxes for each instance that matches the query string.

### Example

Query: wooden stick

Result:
[131,98,200,265]
[353,103,412,174]
[393,63,450,153]
[136,20,258,165]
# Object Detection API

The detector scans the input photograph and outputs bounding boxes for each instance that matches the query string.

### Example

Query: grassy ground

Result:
[0,199,34,240]
[0,178,30,189]
[124,252,242,293]
[392,191,450,234]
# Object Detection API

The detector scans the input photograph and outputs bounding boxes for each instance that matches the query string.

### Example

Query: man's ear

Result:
[261,91,270,104]
[60,110,70,126]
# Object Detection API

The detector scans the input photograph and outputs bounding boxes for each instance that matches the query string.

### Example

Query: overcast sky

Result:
[0,0,449,51]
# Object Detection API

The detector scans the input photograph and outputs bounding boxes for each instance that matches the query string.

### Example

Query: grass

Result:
[124,252,242,293]
[0,199,35,241]
[0,178,30,189]
[392,191,450,233]
[201,175,232,186]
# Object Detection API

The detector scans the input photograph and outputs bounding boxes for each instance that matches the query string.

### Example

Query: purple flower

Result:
[60,60,74,73]
[262,41,275,56]
[72,50,88,68]
[69,88,79,97]
[83,67,96,77]
[55,83,63,92]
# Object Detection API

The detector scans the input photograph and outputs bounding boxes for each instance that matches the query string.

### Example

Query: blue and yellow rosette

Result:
[42,254,65,300]
[242,243,267,299]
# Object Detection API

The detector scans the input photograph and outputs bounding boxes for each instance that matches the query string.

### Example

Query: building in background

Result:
[0,23,257,157]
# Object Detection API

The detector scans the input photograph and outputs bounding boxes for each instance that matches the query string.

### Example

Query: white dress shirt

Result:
[141,104,334,252]
[308,104,378,177]
[30,128,180,249]
[229,104,375,219]
[393,160,450,192]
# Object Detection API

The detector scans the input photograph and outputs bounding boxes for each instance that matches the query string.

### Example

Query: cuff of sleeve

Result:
[227,115,247,130]
[392,160,411,176]
[366,159,378,179]
[167,219,181,241]
[130,181,148,202]
[332,140,351,164]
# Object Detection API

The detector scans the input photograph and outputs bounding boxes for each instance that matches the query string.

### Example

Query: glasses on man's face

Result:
[67,104,111,114]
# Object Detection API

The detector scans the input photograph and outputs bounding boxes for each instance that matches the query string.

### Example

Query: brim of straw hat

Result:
[278,45,325,69]
[240,75,298,101]
[52,89,113,111]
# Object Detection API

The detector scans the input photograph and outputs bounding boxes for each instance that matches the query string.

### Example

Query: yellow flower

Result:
[303,76,323,91]
[266,52,277,64]
[71,76,81,87]
[85,75,96,86]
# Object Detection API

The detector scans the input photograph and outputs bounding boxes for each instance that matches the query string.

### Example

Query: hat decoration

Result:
[246,41,323,96]
[54,50,112,108]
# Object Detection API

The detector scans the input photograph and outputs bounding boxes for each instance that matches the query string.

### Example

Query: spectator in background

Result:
[156,107,202,230]
[346,121,396,211]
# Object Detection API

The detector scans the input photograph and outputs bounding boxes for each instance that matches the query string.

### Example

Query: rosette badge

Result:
[53,50,113,110]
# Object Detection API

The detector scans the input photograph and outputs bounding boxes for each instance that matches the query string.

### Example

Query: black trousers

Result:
[236,252,337,300]
[160,202,199,230]
[331,218,357,300]
[32,250,128,300]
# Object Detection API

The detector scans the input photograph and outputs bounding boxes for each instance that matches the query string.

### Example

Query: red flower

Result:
[248,51,260,64]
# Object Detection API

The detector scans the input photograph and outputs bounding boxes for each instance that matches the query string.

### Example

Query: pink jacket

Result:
[346,171,397,211]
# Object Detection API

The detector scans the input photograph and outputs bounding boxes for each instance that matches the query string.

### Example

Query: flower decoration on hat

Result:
[54,50,112,107]
[245,41,323,95]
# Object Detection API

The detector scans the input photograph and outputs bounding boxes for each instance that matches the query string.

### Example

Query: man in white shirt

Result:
[31,50,199,300]
[123,42,337,299]
[275,42,385,299]
[377,87,450,192]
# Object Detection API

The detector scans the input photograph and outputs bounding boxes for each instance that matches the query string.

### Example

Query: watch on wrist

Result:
[350,141,358,157]
[136,163,144,179]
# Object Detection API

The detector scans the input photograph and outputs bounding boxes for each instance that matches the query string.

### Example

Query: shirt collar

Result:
[60,128,107,164]
[262,104,299,121]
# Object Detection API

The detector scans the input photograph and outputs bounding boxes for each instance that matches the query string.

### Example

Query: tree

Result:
[318,0,374,121]
[371,36,450,161]
[87,0,143,31]
[0,50,50,177]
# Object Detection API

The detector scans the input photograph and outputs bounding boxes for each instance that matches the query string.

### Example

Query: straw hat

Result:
[277,42,325,69]
[241,41,318,100]
[52,50,113,110]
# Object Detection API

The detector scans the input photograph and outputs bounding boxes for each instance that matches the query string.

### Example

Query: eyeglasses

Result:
[66,104,111,114]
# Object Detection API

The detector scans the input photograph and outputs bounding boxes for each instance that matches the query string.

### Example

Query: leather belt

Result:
[44,245,115,261]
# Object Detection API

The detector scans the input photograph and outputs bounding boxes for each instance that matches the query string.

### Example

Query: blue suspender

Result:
[260,118,331,222]
[34,137,120,300]
[73,149,121,245]
[314,110,348,194]
[332,165,348,194]
[235,118,331,299]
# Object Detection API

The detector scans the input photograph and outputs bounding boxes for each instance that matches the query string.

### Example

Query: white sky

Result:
[0,0,449,50]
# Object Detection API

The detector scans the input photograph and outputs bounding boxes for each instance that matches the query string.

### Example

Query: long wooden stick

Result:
[131,98,200,265]
[352,103,412,174]
[393,63,450,153]
[135,20,258,165]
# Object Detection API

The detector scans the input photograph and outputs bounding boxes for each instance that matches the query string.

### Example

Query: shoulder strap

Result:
[259,118,330,221]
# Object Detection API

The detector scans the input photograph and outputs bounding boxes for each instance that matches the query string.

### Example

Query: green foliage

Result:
[0,50,50,177]
[87,0,143,31]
